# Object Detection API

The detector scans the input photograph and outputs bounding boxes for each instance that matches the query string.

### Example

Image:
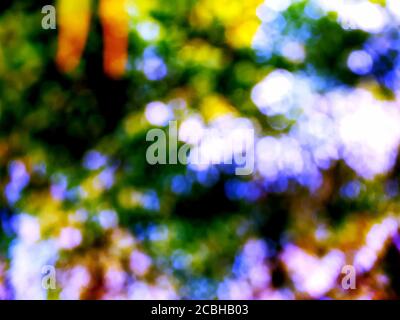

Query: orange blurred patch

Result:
[99,0,129,79]
[56,0,129,78]
[56,0,92,73]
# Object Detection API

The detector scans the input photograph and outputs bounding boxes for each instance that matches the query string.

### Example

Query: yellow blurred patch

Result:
[190,0,263,48]
[200,95,237,121]
[179,39,226,69]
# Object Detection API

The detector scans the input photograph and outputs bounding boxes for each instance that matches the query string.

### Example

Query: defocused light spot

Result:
[264,0,291,12]
[347,50,373,75]
[5,161,30,205]
[16,214,40,244]
[138,47,168,81]
[98,166,116,189]
[137,21,160,41]
[337,89,400,178]
[281,245,345,298]
[98,209,118,229]
[145,101,173,126]
[281,41,306,63]
[59,266,91,300]
[130,250,152,276]
[83,151,108,170]
[58,227,82,250]
[251,70,295,116]
[340,181,362,199]
[171,175,192,195]
[319,1,388,33]
[51,174,68,201]
[142,191,160,211]
[179,116,205,145]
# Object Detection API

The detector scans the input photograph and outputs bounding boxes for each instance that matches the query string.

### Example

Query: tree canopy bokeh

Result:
[1,0,400,300]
